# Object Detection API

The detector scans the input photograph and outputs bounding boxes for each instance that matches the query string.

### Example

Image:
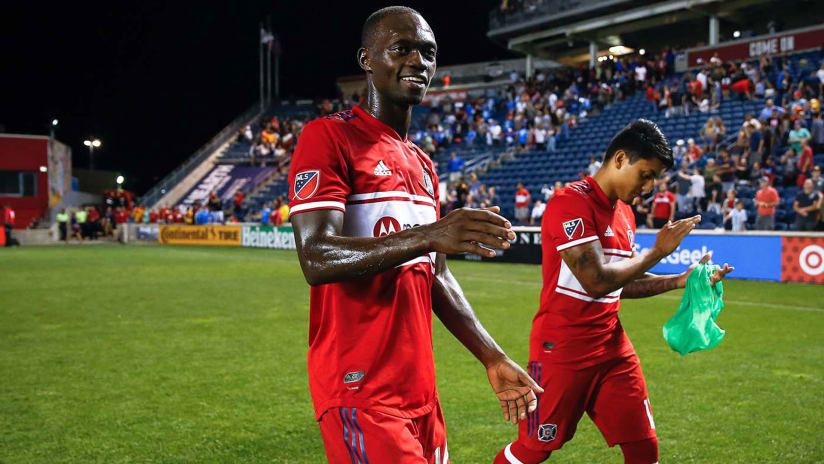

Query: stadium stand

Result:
[139,42,822,233]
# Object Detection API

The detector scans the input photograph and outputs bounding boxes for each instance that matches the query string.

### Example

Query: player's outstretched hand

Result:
[423,206,515,258]
[652,215,701,257]
[678,252,735,288]
[486,357,544,425]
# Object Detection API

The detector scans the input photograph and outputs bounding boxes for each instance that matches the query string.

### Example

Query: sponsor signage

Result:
[449,227,824,284]
[781,236,824,284]
[633,233,782,281]
[685,24,824,68]
[136,225,158,240]
[241,226,296,250]
[158,225,241,246]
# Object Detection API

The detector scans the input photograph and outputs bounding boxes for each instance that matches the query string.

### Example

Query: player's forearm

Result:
[621,273,681,299]
[297,228,431,286]
[431,261,507,368]
[569,245,667,299]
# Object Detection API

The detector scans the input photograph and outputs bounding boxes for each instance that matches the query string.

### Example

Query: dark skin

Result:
[292,11,542,424]
[560,150,733,300]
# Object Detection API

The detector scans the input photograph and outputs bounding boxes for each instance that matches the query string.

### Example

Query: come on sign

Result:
[749,36,794,57]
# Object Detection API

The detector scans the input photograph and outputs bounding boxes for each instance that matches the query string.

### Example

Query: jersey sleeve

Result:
[545,192,598,252]
[288,120,351,216]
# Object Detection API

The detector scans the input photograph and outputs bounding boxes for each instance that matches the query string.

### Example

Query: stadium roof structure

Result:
[487,0,823,67]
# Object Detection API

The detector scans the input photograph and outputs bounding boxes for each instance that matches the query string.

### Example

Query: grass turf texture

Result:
[1,245,822,463]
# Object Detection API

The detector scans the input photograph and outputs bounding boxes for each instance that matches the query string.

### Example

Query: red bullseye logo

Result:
[799,245,824,276]
[373,217,401,237]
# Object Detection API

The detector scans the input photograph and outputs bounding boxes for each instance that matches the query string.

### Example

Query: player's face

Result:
[614,153,664,203]
[368,13,437,105]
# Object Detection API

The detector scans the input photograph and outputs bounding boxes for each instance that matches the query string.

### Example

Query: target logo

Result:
[799,245,824,276]
[782,237,824,283]
[373,217,401,237]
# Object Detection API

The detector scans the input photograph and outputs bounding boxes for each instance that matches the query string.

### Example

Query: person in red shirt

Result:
[88,207,100,240]
[233,190,245,221]
[651,180,675,228]
[2,204,15,247]
[797,141,814,184]
[515,182,531,224]
[148,209,158,224]
[731,78,753,100]
[494,120,734,464]
[755,176,780,230]
[289,7,541,463]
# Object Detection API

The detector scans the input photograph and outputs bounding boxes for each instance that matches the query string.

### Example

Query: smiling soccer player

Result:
[288,7,541,463]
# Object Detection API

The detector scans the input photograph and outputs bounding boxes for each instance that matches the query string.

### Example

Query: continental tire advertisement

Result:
[241,226,296,250]
[158,225,241,246]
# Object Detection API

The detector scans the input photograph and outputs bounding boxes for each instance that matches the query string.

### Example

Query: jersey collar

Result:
[585,176,612,210]
[352,106,408,143]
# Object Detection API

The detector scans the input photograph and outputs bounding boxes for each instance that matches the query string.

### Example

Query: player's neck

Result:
[591,171,618,206]
[361,92,411,140]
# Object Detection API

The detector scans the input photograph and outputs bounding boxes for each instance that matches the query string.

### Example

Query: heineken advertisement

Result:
[241,225,296,250]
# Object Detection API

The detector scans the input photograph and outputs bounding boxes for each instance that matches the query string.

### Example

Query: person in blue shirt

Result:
[517,126,529,147]
[448,152,465,181]
[466,127,477,145]
[195,204,210,225]
[261,203,272,226]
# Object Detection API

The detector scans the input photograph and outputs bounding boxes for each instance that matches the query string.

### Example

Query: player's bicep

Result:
[291,209,345,254]
[559,240,607,294]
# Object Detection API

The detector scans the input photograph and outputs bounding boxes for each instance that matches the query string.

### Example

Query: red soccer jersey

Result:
[536,177,636,369]
[652,191,675,219]
[288,106,440,421]
[515,188,530,208]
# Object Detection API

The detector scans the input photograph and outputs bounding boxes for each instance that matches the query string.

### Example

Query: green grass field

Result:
[1,244,822,463]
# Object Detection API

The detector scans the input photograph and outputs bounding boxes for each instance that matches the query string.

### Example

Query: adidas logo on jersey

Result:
[374,160,392,176]
[605,225,615,237]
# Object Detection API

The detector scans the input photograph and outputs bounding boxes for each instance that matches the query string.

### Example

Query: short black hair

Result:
[361,6,422,48]
[603,119,673,169]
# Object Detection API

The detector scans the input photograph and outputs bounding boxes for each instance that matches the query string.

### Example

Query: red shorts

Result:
[318,400,449,464]
[516,353,656,451]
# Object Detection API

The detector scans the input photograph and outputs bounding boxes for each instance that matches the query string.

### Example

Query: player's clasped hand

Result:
[424,206,515,258]
[652,215,701,257]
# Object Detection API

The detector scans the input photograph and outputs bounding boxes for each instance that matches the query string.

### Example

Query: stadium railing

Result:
[140,103,264,208]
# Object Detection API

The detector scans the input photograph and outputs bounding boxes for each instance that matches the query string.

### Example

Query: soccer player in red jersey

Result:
[288,7,542,463]
[494,120,733,464]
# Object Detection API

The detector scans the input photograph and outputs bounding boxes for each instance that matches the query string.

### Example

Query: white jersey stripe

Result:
[289,200,345,215]
[602,248,633,256]
[556,235,599,251]
[504,443,525,464]
[348,190,435,206]
[555,287,620,303]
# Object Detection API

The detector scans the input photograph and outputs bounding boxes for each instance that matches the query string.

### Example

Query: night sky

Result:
[4,1,514,195]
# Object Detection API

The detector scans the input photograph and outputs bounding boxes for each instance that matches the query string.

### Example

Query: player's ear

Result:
[613,150,627,169]
[357,48,372,73]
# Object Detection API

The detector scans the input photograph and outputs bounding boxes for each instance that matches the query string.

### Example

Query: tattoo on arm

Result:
[621,273,680,299]
[561,241,666,299]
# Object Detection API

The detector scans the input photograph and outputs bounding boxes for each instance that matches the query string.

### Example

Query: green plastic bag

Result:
[662,263,725,355]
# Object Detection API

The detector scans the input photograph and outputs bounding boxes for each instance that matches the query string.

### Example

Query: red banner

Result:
[685,25,824,68]
[781,236,824,284]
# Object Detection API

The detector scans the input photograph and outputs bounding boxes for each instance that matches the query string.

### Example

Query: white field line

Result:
[456,275,824,313]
